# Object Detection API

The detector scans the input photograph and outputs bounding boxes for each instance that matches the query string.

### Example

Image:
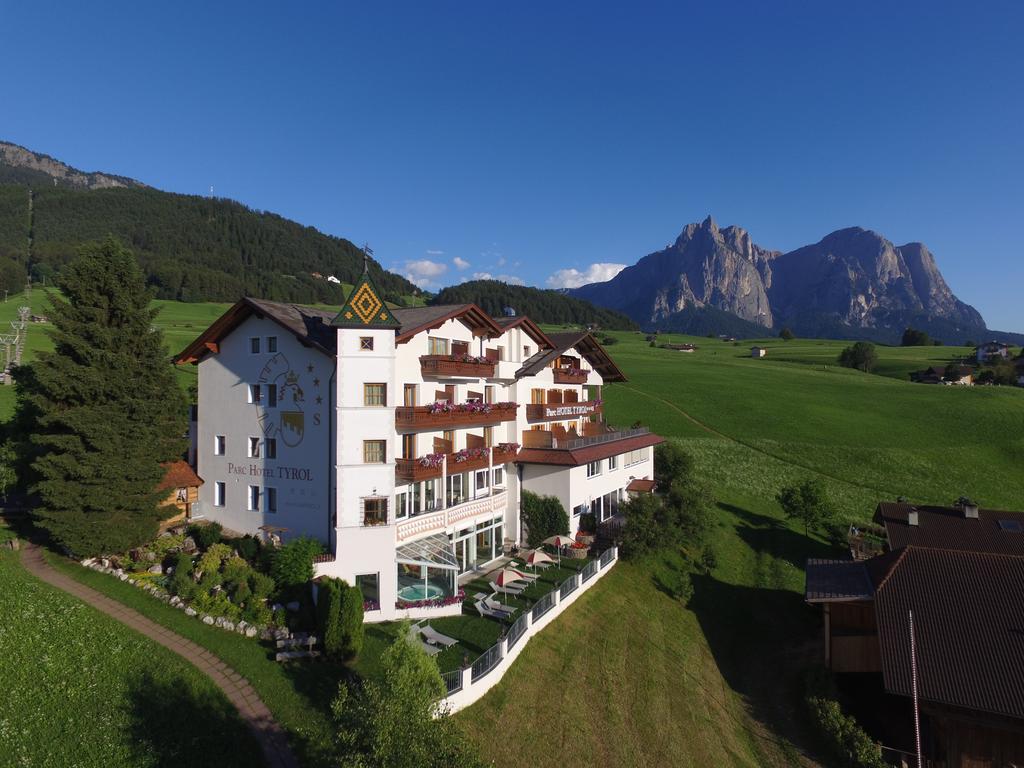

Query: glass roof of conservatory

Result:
[395,533,459,570]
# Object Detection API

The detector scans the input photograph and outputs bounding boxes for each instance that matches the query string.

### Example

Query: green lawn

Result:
[0,537,264,768]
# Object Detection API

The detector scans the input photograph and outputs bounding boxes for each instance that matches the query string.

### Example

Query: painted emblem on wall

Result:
[257,353,323,448]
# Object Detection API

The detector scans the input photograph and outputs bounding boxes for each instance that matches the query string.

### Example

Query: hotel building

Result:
[175,269,662,621]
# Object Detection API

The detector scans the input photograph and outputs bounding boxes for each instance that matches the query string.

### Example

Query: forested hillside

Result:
[431,280,639,329]
[0,183,423,305]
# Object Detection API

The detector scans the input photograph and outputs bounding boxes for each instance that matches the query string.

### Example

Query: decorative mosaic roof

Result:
[331,269,400,328]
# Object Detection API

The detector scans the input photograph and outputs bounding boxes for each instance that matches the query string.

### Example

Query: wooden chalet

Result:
[158,460,203,527]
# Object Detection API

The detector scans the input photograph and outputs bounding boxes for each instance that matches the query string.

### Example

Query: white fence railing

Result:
[441,546,619,712]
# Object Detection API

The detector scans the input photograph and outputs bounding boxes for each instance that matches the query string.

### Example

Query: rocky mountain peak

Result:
[0,141,144,190]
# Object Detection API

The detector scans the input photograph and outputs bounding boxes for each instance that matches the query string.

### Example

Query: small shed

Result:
[158,461,204,527]
[751,346,767,358]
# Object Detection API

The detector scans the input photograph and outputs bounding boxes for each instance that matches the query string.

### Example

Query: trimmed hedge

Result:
[318,578,365,662]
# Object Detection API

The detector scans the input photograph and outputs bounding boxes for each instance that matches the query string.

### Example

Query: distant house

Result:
[326,275,341,284]
[806,501,1024,765]
[750,346,767,358]
[911,365,973,386]
[663,343,696,353]
[158,460,204,528]
[975,340,1010,363]
[911,366,944,385]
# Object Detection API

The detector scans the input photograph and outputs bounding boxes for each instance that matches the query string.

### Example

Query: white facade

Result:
[181,295,659,623]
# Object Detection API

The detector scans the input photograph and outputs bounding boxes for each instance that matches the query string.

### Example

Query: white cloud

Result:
[402,259,448,289]
[452,256,470,270]
[468,271,524,286]
[545,262,627,289]
[472,272,492,280]
[426,249,444,255]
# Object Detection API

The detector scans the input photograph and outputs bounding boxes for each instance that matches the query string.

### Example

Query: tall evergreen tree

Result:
[13,237,185,556]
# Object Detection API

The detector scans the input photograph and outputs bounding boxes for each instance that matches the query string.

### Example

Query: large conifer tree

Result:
[14,238,186,556]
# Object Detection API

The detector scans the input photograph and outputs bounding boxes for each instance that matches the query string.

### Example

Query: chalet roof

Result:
[874,547,1024,721]
[390,304,503,343]
[331,268,400,329]
[875,502,1024,557]
[174,298,336,364]
[516,431,663,466]
[515,331,627,382]
[492,315,554,348]
[805,559,873,602]
[158,460,203,490]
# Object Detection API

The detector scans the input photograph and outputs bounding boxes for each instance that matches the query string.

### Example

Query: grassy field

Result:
[0,527,264,768]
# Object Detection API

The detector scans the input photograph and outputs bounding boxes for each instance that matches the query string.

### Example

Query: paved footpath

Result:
[20,542,299,768]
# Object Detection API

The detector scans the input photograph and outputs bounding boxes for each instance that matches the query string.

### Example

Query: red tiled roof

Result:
[516,432,664,466]
[626,478,656,493]
[158,461,203,490]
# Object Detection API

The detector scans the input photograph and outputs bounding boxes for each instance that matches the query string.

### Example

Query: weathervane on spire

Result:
[361,243,373,274]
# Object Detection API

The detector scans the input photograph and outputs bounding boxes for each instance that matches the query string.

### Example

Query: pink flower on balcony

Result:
[418,452,445,468]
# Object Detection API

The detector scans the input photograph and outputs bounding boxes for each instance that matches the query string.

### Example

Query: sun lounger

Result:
[419,624,458,648]
[475,601,510,621]
[480,597,515,617]
[491,583,524,596]
[407,624,442,655]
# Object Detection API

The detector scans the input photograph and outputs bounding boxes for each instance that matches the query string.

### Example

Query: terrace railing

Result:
[441,669,463,696]
[506,613,529,651]
[600,546,617,568]
[471,642,503,683]
[581,559,599,583]
[531,590,556,623]
[559,573,580,600]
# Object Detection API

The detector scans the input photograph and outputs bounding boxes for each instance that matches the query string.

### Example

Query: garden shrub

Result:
[168,552,196,600]
[578,512,596,534]
[318,578,345,659]
[250,571,275,601]
[521,491,569,548]
[232,535,261,563]
[196,543,232,581]
[339,584,365,661]
[652,558,694,605]
[804,668,885,768]
[700,545,718,573]
[187,522,223,551]
[271,537,324,589]
[221,555,252,586]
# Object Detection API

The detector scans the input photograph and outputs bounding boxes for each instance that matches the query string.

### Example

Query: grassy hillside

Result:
[0,526,263,767]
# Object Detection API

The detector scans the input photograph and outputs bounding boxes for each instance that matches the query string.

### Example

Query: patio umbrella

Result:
[542,534,575,567]
[523,548,554,574]
[490,567,528,606]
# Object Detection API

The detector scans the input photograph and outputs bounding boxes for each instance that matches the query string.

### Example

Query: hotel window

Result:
[248,485,260,511]
[484,385,495,404]
[267,384,277,408]
[248,384,262,404]
[214,482,225,507]
[214,435,226,456]
[531,388,545,404]
[356,573,380,608]
[395,492,408,519]
[265,487,277,513]
[442,430,455,451]
[428,337,449,356]
[474,469,489,498]
[267,336,277,353]
[492,467,504,487]
[363,440,386,464]
[523,345,531,358]
[608,455,618,470]
[363,498,388,526]
[573,503,588,517]
[248,437,261,458]
[360,336,374,351]
[265,438,277,459]
[483,426,493,448]
[401,434,416,460]
[250,337,260,354]
[364,383,386,407]
[586,460,602,478]
[403,384,418,407]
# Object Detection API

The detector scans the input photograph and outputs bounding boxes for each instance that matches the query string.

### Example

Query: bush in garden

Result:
[243,601,273,627]
[169,552,196,600]
[521,491,569,548]
[318,578,344,658]
[230,535,260,563]
[339,584,365,661]
[197,542,232,580]
[186,522,223,551]
[270,537,324,589]
[250,571,275,601]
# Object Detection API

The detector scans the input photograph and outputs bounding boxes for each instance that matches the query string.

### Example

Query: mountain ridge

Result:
[571,217,1017,344]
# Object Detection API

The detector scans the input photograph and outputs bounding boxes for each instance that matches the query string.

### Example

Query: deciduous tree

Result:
[777,480,835,539]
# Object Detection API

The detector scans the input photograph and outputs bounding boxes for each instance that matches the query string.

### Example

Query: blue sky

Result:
[3,1,1022,330]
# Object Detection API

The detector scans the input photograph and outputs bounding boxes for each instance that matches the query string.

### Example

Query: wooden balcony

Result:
[396,445,516,484]
[420,354,496,379]
[553,367,589,384]
[395,457,443,484]
[525,399,602,422]
[395,401,517,431]
[491,443,520,464]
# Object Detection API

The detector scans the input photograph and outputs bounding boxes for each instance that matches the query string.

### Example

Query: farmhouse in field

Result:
[174,267,661,623]
[975,340,1010,363]
[806,501,1024,765]
[663,343,696,352]
[911,365,973,386]
[750,346,767,358]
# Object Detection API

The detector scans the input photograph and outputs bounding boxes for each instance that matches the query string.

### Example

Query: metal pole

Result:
[909,609,923,768]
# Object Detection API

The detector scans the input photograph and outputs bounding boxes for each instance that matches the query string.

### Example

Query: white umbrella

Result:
[543,535,575,567]
[523,548,554,574]
[490,567,527,606]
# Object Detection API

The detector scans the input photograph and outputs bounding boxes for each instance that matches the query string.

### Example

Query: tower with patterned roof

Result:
[330,261,401,602]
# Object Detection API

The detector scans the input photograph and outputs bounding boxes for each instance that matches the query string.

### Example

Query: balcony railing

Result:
[525,399,602,422]
[521,426,650,451]
[553,367,589,384]
[396,490,508,541]
[395,401,517,431]
[420,354,496,379]
[396,445,519,484]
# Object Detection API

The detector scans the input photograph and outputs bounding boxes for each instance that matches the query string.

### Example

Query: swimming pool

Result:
[397,584,445,602]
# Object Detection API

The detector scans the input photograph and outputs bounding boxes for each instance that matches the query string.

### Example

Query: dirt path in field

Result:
[19,542,299,768]
[618,383,895,496]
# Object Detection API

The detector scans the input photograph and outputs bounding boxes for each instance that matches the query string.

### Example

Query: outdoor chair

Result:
[407,624,442,656]
[480,596,516,617]
[475,601,510,621]
[419,624,458,648]
[509,562,543,578]
[491,583,524,597]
